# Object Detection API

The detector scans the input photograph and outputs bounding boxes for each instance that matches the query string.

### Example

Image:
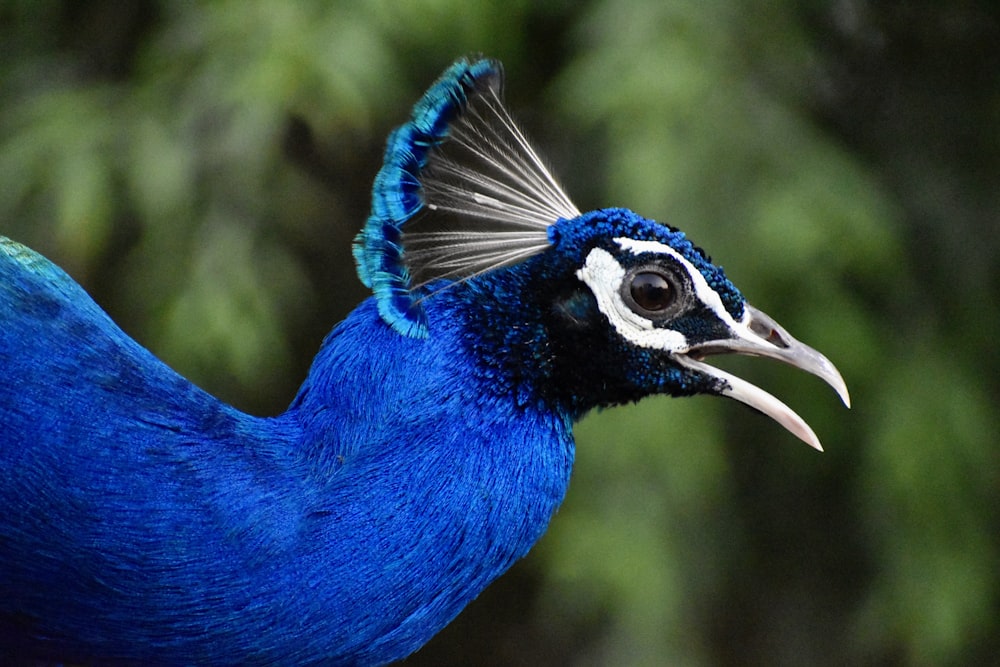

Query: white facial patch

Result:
[575,247,687,351]
[611,237,764,346]
[614,237,739,324]
[576,238,759,352]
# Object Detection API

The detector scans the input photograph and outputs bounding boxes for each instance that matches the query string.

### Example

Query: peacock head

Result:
[353,56,849,449]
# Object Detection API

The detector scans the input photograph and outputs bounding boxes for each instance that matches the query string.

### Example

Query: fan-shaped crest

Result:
[353,57,580,338]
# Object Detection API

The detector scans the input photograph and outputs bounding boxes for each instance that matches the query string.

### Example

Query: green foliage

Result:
[2,1,997,664]
[860,351,999,665]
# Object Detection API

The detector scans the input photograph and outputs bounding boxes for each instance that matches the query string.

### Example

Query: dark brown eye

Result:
[629,271,674,313]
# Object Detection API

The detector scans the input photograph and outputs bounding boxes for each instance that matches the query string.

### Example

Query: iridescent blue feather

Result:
[0,54,846,666]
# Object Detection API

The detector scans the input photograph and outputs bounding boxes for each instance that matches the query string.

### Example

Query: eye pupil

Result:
[630,271,674,312]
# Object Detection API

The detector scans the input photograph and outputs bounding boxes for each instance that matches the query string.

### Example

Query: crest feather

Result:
[353,57,579,337]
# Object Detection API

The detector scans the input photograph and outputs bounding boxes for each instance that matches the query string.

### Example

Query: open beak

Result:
[676,305,851,451]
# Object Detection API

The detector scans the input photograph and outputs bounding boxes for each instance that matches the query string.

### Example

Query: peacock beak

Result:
[676,305,850,451]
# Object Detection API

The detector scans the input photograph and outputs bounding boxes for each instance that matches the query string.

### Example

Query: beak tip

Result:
[794,422,825,452]
[831,374,851,409]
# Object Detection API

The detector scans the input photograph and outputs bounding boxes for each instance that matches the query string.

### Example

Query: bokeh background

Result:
[2,1,998,665]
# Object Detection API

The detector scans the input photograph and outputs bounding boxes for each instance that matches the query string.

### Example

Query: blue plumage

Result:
[0,57,848,665]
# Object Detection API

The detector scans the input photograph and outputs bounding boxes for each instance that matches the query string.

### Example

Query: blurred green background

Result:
[2,1,998,665]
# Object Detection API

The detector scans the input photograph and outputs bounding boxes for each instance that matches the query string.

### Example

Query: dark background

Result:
[2,1,998,664]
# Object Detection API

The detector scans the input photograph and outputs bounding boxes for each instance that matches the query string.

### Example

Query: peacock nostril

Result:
[749,312,790,348]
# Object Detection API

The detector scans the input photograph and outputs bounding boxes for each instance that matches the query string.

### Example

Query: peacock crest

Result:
[353,57,580,337]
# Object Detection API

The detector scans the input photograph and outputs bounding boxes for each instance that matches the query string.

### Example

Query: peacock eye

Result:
[627,270,675,315]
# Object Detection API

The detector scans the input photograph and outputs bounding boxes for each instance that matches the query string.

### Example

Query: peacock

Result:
[0,56,849,665]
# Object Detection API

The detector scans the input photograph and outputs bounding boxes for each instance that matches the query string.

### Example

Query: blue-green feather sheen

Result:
[354,57,502,338]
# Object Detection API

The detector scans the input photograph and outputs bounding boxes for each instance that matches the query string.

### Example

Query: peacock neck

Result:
[281,296,575,663]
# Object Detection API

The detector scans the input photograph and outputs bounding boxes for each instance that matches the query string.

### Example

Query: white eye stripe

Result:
[612,237,755,336]
[576,247,687,351]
